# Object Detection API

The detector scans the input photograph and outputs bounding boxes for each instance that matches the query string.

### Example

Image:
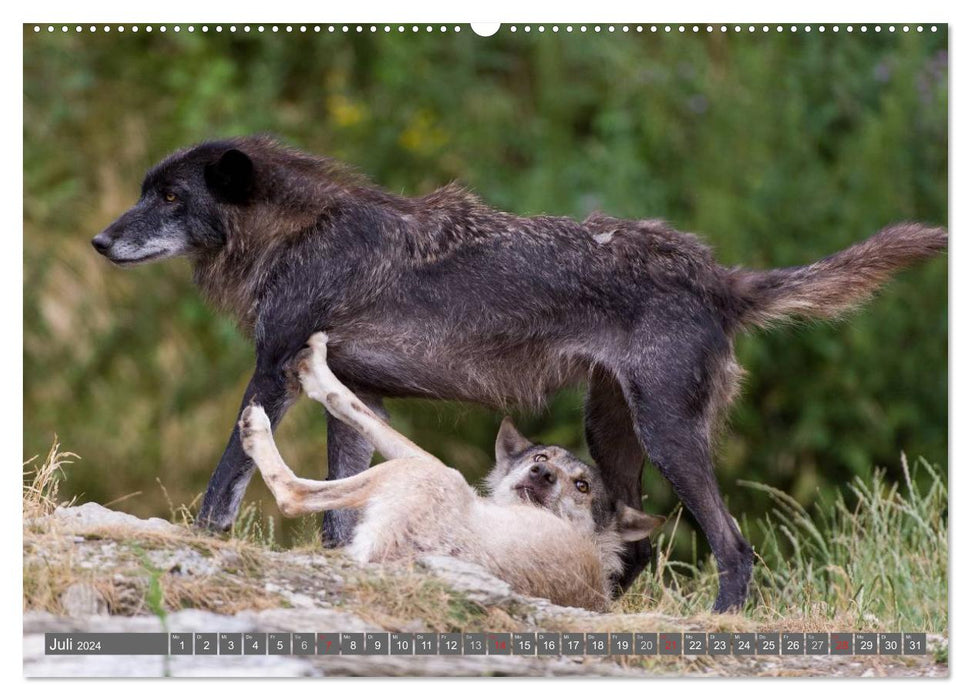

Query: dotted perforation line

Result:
[32,24,464,34]
[32,24,940,34]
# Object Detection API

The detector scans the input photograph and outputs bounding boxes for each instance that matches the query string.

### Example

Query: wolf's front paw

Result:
[307,331,330,358]
[296,356,325,402]
[239,403,272,455]
[288,346,314,388]
[297,332,334,400]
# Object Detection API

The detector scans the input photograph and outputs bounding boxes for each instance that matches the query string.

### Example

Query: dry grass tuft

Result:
[346,564,506,632]
[23,436,80,519]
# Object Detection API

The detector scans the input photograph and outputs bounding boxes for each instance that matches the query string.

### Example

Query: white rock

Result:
[59,583,108,617]
[38,503,182,536]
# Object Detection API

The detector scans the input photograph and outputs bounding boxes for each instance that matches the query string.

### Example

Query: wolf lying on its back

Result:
[239,333,663,612]
[92,136,947,611]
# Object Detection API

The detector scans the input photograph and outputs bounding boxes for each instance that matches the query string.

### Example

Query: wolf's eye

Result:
[164,192,178,203]
[533,453,549,462]
[575,480,589,493]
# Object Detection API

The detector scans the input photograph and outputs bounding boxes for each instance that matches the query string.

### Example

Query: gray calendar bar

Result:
[488,633,511,655]
[831,633,852,655]
[268,633,291,655]
[659,632,681,655]
[756,632,779,655]
[684,632,707,654]
[513,632,536,655]
[562,633,585,655]
[170,632,193,655]
[732,633,755,655]
[317,633,340,655]
[708,632,731,655]
[45,633,168,655]
[635,633,658,655]
[439,633,462,655]
[903,633,926,655]
[195,633,217,655]
[365,632,389,655]
[218,633,242,655]
[42,631,931,656]
[782,632,804,655]
[390,633,414,655]
[610,633,633,655]
[415,633,438,655]
[291,633,315,655]
[243,632,266,655]
[854,633,877,655]
[463,633,487,655]
[537,632,561,655]
[585,633,608,655]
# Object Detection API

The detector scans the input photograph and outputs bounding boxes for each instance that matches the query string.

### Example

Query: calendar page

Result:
[22,11,948,680]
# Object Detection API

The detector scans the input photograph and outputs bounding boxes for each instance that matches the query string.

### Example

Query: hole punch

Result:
[470,23,500,37]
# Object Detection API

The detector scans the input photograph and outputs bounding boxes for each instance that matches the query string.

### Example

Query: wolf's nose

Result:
[91,233,111,254]
[529,463,555,485]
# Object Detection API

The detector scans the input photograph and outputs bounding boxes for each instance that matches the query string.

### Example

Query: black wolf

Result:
[92,136,946,612]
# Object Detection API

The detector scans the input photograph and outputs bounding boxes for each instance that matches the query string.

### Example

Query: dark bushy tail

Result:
[730,223,947,329]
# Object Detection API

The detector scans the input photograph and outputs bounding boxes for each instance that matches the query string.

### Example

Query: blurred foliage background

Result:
[24,26,946,556]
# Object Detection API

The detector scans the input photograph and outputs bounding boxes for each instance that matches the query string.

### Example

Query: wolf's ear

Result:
[616,503,665,542]
[495,417,533,463]
[205,149,254,203]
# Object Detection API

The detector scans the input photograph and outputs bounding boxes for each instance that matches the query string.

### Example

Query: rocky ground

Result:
[23,503,948,678]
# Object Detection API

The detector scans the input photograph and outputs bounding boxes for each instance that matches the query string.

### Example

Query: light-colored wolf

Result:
[239,333,663,611]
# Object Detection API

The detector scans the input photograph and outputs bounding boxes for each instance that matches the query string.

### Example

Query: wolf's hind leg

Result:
[622,368,753,613]
[585,365,652,593]
[298,333,435,463]
[239,404,379,517]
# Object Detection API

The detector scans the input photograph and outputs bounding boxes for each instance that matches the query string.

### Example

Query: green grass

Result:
[620,456,947,633]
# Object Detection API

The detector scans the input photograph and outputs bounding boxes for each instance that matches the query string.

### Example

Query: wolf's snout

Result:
[91,232,112,254]
[529,463,556,485]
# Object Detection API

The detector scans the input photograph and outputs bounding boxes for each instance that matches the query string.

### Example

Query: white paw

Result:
[298,333,334,399]
[298,360,325,400]
[239,404,271,453]
[307,332,330,360]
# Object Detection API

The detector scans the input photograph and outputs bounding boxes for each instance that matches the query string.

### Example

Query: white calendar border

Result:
[6,0,961,695]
